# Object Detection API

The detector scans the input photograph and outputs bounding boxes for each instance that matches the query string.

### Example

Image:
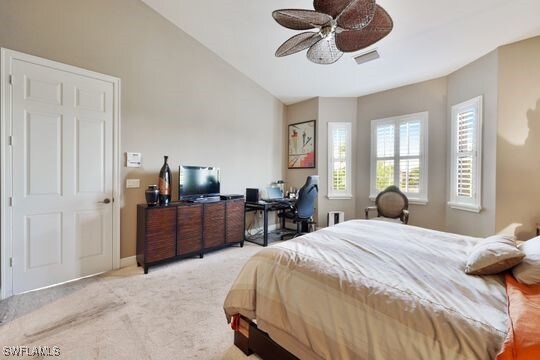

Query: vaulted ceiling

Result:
[142,0,540,104]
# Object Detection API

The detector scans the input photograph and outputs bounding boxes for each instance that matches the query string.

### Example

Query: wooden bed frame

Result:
[233,316,298,360]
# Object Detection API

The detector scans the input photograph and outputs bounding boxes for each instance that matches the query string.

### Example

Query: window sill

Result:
[448,202,482,213]
[327,194,353,200]
[369,196,428,205]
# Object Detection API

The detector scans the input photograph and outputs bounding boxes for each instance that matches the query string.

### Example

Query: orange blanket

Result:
[497,274,540,360]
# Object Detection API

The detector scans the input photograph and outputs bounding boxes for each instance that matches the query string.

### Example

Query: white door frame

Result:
[0,48,122,299]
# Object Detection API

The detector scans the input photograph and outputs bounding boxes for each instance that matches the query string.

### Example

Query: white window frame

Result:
[370,112,429,204]
[327,122,352,199]
[449,96,483,212]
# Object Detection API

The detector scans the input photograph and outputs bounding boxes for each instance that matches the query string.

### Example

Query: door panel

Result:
[75,87,106,112]
[226,200,244,244]
[177,205,202,255]
[145,207,176,263]
[76,118,105,193]
[24,75,63,105]
[10,57,115,294]
[25,111,62,196]
[25,213,62,269]
[76,210,105,259]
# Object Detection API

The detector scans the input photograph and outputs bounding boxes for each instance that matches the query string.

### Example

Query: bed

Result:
[223,220,510,360]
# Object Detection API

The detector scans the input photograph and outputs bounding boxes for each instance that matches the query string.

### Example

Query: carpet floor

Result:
[0,243,263,359]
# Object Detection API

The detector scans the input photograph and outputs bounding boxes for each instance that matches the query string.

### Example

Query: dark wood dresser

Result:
[137,199,244,273]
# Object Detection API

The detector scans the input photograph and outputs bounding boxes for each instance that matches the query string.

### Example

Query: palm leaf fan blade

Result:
[313,0,353,19]
[272,9,332,30]
[335,5,393,52]
[276,32,321,57]
[336,0,377,30]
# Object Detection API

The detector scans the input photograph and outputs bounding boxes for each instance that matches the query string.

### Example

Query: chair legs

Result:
[280,233,295,240]
[280,220,307,240]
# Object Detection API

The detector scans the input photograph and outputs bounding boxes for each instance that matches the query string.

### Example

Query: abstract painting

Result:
[288,120,316,169]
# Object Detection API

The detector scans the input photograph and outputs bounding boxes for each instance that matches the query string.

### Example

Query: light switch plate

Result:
[126,179,140,189]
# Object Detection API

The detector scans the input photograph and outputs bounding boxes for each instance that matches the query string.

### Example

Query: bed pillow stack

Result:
[465,235,525,275]
[512,237,540,285]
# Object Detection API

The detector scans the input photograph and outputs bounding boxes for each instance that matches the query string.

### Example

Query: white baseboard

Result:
[120,256,137,268]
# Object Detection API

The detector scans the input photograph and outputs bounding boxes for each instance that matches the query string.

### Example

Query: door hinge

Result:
[9,197,13,207]
[8,74,13,85]
[9,257,13,267]
[8,136,13,146]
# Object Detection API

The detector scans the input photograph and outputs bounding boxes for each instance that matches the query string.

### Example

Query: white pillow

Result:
[512,236,540,285]
[465,235,524,275]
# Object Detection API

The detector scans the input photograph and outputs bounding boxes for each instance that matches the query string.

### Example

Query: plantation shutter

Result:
[456,110,475,198]
[399,120,421,194]
[332,126,347,190]
[328,122,352,199]
[371,112,428,203]
[449,96,482,212]
[375,122,395,192]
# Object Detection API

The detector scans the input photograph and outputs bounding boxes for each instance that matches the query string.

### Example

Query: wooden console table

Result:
[136,199,244,273]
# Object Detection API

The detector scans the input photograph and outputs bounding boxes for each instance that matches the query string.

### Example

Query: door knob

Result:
[98,198,111,204]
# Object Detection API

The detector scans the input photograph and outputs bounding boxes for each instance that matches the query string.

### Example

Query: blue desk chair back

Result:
[280,175,318,239]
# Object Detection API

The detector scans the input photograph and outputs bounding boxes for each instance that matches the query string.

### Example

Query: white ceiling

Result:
[142,0,540,105]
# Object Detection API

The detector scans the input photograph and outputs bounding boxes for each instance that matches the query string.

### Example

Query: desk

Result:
[244,199,295,246]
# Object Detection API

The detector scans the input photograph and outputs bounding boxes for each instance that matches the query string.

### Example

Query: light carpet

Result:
[0,243,264,359]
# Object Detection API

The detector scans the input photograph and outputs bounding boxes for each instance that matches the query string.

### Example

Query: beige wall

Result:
[283,98,318,225]
[284,97,358,227]
[284,98,319,190]
[356,78,448,231]
[317,98,357,226]
[354,41,538,239]
[446,50,499,237]
[0,0,284,258]
[496,36,540,239]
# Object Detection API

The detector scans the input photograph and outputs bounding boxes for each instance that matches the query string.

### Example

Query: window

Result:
[328,122,352,199]
[370,112,428,203]
[449,96,482,212]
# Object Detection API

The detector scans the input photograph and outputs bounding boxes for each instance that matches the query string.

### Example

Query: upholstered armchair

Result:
[365,186,409,224]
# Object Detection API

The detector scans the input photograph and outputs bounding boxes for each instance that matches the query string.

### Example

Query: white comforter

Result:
[224,220,508,360]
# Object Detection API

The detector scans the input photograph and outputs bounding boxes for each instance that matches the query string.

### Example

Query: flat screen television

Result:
[179,165,220,200]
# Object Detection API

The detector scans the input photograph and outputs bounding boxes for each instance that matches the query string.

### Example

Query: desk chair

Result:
[364,185,409,224]
[279,176,318,240]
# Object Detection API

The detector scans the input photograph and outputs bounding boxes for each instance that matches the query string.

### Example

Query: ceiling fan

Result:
[272,0,393,64]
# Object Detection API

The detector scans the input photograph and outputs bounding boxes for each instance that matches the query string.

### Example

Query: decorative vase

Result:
[158,155,172,205]
[145,185,159,206]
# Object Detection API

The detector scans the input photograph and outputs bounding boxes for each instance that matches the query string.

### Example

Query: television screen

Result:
[179,166,220,200]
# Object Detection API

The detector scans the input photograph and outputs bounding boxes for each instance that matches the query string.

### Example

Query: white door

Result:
[9,55,115,294]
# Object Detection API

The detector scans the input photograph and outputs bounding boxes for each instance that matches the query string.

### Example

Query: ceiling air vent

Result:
[354,49,380,65]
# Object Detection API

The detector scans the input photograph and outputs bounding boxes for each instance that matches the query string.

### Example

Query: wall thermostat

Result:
[126,152,142,168]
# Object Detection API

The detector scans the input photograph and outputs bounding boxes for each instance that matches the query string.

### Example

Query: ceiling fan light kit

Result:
[273,0,393,65]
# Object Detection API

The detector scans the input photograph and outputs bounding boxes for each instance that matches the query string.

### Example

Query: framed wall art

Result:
[288,120,316,169]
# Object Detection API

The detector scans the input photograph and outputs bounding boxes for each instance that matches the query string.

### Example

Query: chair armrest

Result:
[285,202,296,211]
[364,206,377,219]
[401,209,410,224]
[277,202,295,215]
